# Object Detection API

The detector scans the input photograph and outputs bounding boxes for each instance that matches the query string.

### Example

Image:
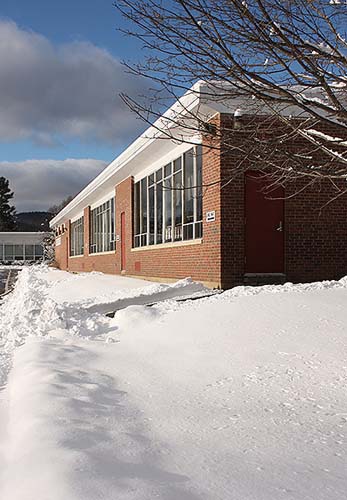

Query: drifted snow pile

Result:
[0,267,211,500]
[52,273,211,314]
[0,267,63,344]
[1,266,347,500]
[0,266,109,349]
[0,266,209,385]
[0,267,59,386]
[221,274,347,298]
[0,266,208,347]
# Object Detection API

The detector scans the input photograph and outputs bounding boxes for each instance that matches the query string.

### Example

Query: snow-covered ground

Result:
[0,265,347,499]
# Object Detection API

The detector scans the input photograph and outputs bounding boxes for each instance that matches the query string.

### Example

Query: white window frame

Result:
[89,198,116,254]
[133,145,203,248]
[70,216,84,256]
[0,243,44,262]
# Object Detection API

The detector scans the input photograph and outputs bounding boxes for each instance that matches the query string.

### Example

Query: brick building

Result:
[50,83,347,288]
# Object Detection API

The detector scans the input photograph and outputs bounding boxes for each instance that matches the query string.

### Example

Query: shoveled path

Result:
[0,269,20,299]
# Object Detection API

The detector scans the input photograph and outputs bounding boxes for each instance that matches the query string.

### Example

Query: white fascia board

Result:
[70,212,84,223]
[0,232,49,244]
[90,190,115,211]
[133,139,202,183]
[0,232,48,235]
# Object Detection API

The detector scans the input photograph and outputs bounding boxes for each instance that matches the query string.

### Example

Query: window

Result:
[90,198,116,253]
[156,176,163,245]
[14,245,24,260]
[34,245,43,260]
[25,245,34,260]
[133,146,203,248]
[0,243,44,262]
[134,179,148,247]
[70,216,84,256]
[5,245,14,260]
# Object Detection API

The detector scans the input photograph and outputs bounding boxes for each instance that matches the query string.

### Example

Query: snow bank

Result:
[3,336,197,500]
[42,268,210,314]
[220,275,347,298]
[107,287,347,500]
[0,266,209,346]
[3,339,77,500]
[1,266,347,499]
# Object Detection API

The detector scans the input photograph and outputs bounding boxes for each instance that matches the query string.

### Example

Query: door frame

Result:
[65,234,69,270]
[244,171,285,274]
[120,212,126,271]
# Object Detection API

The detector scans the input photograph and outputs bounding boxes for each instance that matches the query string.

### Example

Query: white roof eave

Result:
[50,81,209,228]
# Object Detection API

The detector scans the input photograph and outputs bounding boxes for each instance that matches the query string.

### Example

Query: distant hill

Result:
[15,212,54,232]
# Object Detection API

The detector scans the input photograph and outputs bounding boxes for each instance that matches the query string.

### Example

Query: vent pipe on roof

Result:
[233,108,244,130]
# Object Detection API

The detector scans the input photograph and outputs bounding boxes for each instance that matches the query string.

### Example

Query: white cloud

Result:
[0,159,107,212]
[0,20,146,145]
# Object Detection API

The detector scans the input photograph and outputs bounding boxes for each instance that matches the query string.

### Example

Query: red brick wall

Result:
[54,229,69,270]
[115,177,133,274]
[285,181,347,282]
[68,252,118,274]
[283,122,347,282]
[219,114,245,289]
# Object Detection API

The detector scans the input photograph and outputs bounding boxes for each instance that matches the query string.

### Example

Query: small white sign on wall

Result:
[116,235,121,242]
[55,237,62,247]
[206,211,216,222]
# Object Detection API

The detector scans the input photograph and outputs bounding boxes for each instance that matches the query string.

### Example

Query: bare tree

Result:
[48,195,75,217]
[42,232,56,264]
[115,0,347,198]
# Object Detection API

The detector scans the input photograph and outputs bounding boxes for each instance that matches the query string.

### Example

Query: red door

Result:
[245,172,284,273]
[120,212,126,271]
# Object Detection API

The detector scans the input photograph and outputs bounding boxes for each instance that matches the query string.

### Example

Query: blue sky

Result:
[0,0,138,60]
[0,1,147,210]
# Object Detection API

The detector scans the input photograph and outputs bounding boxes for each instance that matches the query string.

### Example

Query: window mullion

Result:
[139,181,142,236]
[162,178,166,243]
[101,210,104,252]
[102,209,106,252]
[193,147,197,240]
[171,166,174,242]
[109,205,111,250]
[98,212,100,252]
[182,153,185,240]
[154,182,157,245]
[147,177,149,245]
[104,208,106,252]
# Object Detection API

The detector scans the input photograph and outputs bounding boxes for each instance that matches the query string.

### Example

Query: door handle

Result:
[276,221,283,232]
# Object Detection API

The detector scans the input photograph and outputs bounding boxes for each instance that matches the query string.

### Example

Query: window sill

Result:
[131,238,203,252]
[69,254,84,259]
[88,250,116,256]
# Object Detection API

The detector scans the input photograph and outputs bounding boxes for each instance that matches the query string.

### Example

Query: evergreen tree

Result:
[0,177,17,231]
